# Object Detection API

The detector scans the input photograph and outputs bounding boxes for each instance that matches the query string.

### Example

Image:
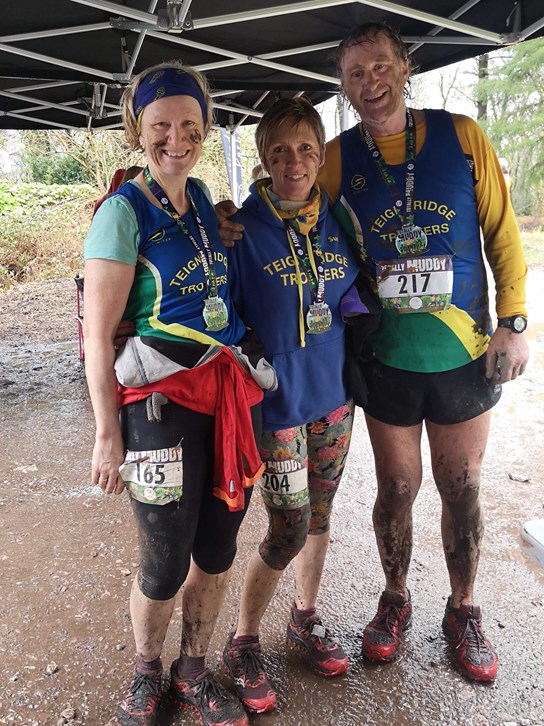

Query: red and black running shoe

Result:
[169,661,249,726]
[286,610,349,676]
[442,597,498,682]
[222,635,277,713]
[117,668,162,726]
[362,590,412,662]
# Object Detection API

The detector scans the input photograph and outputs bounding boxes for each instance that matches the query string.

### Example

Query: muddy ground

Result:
[0,276,543,726]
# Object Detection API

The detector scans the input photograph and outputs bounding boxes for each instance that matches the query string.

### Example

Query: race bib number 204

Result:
[259,459,309,510]
[376,254,453,313]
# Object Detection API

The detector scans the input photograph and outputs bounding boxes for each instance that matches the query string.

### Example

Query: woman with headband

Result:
[83,61,275,726]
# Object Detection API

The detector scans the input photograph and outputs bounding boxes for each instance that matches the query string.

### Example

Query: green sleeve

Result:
[84,194,140,264]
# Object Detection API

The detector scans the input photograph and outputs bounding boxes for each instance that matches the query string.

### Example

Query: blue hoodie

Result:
[228,181,358,430]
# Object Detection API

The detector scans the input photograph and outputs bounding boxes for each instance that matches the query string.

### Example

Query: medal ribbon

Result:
[284,223,326,305]
[361,110,416,228]
[144,166,219,297]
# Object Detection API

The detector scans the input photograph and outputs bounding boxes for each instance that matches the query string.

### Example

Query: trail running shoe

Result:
[286,610,349,676]
[169,661,249,726]
[117,668,162,726]
[442,596,498,682]
[362,590,412,662]
[222,635,276,713]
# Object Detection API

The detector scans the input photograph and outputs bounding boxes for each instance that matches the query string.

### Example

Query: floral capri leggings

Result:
[257,401,354,571]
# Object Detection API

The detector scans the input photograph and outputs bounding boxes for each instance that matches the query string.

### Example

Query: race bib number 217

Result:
[376,254,453,313]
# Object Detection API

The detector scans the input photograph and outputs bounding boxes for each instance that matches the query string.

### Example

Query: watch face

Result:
[513,316,527,332]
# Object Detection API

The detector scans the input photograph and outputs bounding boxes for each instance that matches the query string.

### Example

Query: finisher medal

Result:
[395,224,428,257]
[203,295,229,332]
[284,219,331,335]
[143,167,231,336]
[363,110,429,259]
[306,301,332,334]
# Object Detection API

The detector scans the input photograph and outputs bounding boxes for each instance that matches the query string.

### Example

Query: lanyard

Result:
[144,167,218,298]
[284,223,326,305]
[361,110,416,228]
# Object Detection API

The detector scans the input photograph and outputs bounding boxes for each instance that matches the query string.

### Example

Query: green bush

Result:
[0,183,97,288]
[0,181,96,214]
[26,154,94,185]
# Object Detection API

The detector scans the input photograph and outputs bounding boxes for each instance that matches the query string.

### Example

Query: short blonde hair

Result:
[121,61,214,150]
[255,97,325,167]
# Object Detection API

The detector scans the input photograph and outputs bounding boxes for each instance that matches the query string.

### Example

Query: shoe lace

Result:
[126,672,161,711]
[456,617,488,654]
[375,603,404,635]
[194,672,230,708]
[235,645,264,679]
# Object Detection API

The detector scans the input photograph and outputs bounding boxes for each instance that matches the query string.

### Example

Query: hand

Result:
[91,433,126,495]
[114,319,135,349]
[485,327,530,384]
[215,199,244,247]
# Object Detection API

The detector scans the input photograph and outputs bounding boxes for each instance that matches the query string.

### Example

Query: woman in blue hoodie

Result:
[222,97,359,714]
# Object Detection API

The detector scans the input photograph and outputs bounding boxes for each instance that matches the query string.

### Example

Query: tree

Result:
[476,55,488,121]
[26,151,94,185]
[410,59,478,115]
[21,129,143,192]
[17,125,260,201]
[476,37,544,215]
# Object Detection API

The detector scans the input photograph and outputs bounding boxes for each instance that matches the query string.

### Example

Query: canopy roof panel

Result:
[1,0,543,130]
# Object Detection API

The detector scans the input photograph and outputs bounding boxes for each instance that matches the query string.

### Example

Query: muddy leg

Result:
[234,552,283,637]
[293,404,354,609]
[427,412,491,607]
[235,505,310,636]
[180,559,232,656]
[292,531,330,610]
[365,414,424,598]
[130,577,176,661]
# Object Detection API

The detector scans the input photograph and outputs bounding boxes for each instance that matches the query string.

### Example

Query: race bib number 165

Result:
[119,445,183,505]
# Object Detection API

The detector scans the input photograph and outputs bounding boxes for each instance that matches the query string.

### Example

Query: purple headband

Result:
[133,67,208,129]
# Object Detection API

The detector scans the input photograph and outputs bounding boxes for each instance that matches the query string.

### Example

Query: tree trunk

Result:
[477,54,488,121]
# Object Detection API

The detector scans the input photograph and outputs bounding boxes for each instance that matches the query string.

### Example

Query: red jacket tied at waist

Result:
[117,347,264,512]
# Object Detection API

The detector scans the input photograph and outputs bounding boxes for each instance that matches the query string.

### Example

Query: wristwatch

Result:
[497,315,527,333]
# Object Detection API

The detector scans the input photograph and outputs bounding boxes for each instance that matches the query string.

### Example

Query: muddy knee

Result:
[437,473,481,512]
[259,505,311,570]
[375,477,416,518]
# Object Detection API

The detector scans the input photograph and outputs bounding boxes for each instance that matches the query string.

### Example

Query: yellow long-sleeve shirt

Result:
[319,112,527,320]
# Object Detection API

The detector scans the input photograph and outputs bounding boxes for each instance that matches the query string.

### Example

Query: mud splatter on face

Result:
[262,121,324,201]
[190,129,202,145]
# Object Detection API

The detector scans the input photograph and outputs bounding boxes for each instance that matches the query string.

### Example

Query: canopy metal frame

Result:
[0,0,543,130]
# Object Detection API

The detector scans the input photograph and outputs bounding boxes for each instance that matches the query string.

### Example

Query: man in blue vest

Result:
[318,22,529,682]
